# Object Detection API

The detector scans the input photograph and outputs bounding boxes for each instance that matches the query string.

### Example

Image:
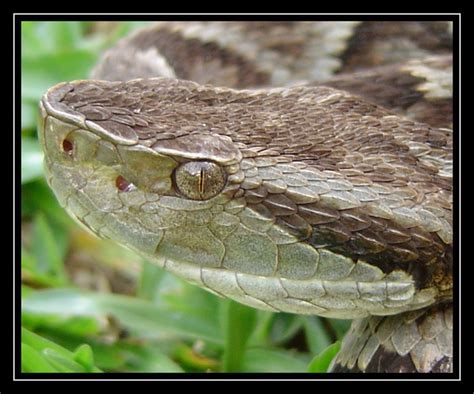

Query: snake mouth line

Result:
[157,254,438,319]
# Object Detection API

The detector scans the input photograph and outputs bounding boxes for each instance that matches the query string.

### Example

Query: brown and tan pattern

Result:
[331,302,452,373]
[319,55,453,128]
[39,21,454,373]
[339,21,452,72]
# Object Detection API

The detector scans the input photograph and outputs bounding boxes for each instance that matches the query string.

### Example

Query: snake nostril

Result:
[62,138,74,156]
[115,175,136,192]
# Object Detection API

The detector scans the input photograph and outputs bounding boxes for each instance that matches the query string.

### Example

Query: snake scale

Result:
[38,21,454,373]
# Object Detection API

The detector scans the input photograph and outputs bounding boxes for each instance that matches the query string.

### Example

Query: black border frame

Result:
[13,12,464,385]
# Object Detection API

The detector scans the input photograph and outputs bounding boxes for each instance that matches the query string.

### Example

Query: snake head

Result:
[39,77,451,319]
[39,78,245,253]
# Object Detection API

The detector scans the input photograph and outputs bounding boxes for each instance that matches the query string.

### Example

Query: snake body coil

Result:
[39,22,453,373]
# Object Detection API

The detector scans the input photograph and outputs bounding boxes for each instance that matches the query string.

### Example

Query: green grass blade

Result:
[21,327,102,372]
[30,212,68,284]
[307,341,341,372]
[303,316,332,355]
[21,137,44,184]
[221,300,257,372]
[21,343,58,372]
[136,259,166,300]
[242,348,308,372]
[23,288,223,344]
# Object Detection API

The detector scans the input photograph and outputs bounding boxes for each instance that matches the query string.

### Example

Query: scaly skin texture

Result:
[38,22,453,372]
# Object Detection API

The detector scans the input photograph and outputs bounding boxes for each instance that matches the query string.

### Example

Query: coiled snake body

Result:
[39,22,453,373]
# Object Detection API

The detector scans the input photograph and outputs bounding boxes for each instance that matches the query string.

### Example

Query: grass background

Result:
[20,21,350,373]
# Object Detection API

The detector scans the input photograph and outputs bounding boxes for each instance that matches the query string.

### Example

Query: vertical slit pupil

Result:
[199,168,205,195]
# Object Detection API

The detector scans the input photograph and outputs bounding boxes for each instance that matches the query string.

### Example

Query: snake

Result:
[38,21,453,373]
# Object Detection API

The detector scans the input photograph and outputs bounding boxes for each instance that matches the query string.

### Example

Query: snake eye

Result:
[174,161,226,200]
